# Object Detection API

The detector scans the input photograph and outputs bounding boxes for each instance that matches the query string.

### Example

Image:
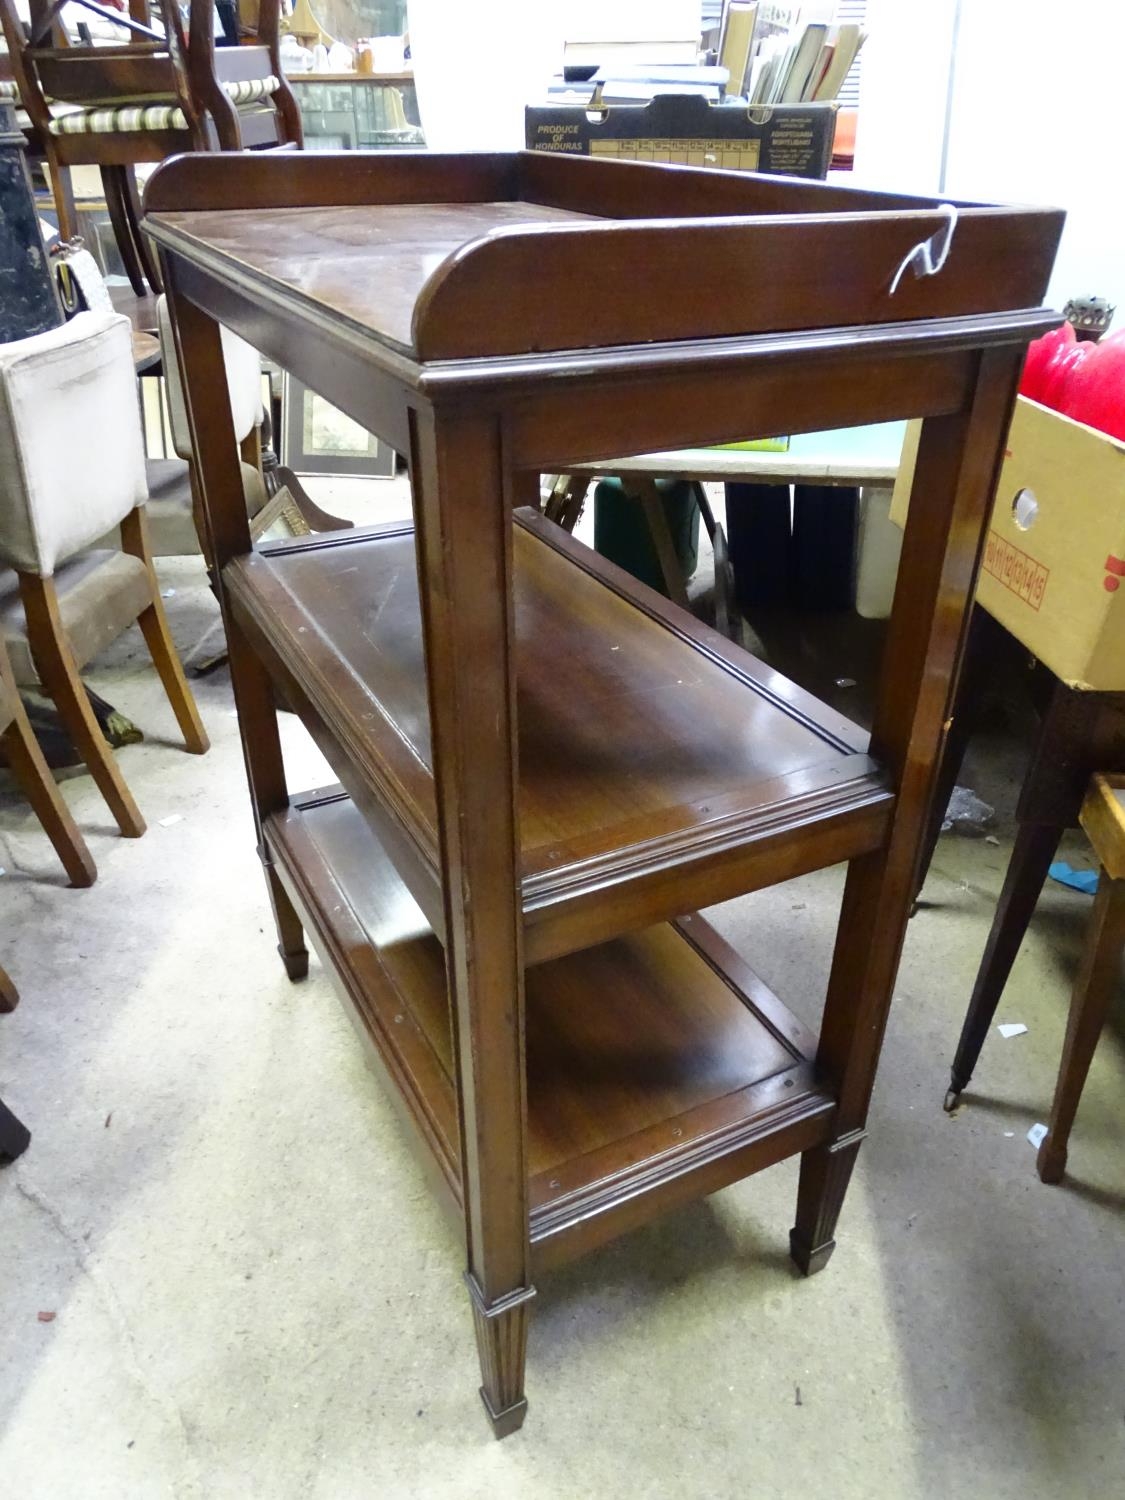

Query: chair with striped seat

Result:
[187,0,301,152]
[0,0,205,292]
[0,0,301,292]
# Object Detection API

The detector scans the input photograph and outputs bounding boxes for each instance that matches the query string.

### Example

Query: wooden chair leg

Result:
[119,507,209,755]
[0,1094,31,1161]
[944,820,1060,1109]
[272,73,304,148]
[18,572,146,838]
[1,707,96,888]
[45,148,78,242]
[0,962,18,1015]
[914,605,989,899]
[122,171,163,293]
[101,165,147,297]
[542,474,589,532]
[1037,873,1125,1183]
[636,478,692,610]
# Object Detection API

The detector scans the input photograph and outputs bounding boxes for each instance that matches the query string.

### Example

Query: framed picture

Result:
[281,373,397,479]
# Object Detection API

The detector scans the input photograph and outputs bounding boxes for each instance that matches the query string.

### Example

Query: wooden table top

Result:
[144,152,1064,370]
[566,422,907,488]
[149,199,590,357]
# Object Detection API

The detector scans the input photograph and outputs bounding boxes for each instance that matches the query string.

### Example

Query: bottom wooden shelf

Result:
[267,786,837,1270]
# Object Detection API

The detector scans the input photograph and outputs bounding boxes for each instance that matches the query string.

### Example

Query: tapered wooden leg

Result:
[162,275,307,980]
[0,963,18,1014]
[1,711,96,888]
[467,1277,533,1436]
[119,507,209,754]
[1037,874,1125,1183]
[410,407,533,1435]
[637,478,692,609]
[1,633,95,886]
[790,1133,864,1275]
[914,605,989,898]
[792,349,1026,1270]
[0,1094,31,1161]
[122,170,163,293]
[265,860,309,980]
[543,475,590,532]
[273,73,304,148]
[101,166,147,296]
[945,820,1059,1109]
[18,573,145,838]
[45,148,78,242]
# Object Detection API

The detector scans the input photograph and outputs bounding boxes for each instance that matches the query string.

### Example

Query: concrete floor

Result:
[2,486,1123,1499]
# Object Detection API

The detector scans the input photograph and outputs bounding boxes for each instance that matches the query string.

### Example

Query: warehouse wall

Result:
[855,0,1125,315]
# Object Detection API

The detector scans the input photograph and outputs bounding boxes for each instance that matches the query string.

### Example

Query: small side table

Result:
[146,147,1060,1434]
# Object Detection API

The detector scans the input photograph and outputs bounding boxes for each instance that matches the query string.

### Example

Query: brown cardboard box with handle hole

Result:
[890,397,1125,690]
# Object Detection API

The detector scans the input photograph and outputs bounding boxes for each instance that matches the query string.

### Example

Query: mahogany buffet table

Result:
[144,151,1061,1437]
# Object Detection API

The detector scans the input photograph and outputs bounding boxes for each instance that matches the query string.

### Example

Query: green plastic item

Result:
[593,477,701,598]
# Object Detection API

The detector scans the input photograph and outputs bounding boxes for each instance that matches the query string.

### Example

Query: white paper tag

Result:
[158,814,184,828]
[997,1023,1028,1039]
[1027,1122,1049,1149]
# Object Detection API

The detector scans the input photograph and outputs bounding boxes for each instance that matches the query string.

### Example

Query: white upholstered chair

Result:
[0,310,208,846]
[150,291,272,560]
[153,294,349,556]
[148,289,286,561]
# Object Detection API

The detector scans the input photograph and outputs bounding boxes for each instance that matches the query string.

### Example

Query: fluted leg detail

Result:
[789,1131,864,1275]
[466,1276,534,1438]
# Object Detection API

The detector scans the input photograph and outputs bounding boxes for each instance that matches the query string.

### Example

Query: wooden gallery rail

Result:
[144,150,1062,1437]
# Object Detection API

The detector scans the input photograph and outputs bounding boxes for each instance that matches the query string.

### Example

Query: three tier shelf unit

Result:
[145,149,1061,1437]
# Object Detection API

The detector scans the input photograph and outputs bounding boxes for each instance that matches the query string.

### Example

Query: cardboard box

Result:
[525,94,836,180]
[891,399,1125,690]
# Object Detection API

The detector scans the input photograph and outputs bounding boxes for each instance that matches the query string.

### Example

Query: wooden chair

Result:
[0,0,205,292]
[0,309,208,841]
[1,0,301,294]
[188,0,301,152]
[152,289,274,556]
[153,291,350,556]
[1034,774,1125,1184]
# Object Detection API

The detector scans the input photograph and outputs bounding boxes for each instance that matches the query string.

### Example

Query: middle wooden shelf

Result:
[227,507,894,964]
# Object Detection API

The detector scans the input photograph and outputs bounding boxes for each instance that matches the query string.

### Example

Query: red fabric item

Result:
[1058,334,1125,440]
[1040,341,1093,411]
[1019,323,1075,404]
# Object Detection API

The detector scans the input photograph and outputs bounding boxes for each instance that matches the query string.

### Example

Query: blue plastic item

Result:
[1048,861,1099,895]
